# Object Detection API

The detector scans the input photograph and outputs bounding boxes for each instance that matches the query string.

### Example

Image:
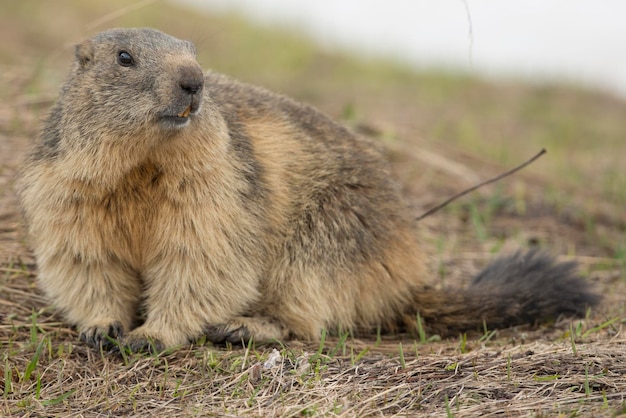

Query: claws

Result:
[205,323,251,345]
[122,335,165,355]
[79,322,166,354]
[79,321,124,350]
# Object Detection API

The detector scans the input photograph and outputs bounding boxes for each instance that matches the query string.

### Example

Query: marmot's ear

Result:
[75,40,94,68]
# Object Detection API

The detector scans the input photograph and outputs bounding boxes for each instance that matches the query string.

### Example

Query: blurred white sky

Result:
[178,0,626,97]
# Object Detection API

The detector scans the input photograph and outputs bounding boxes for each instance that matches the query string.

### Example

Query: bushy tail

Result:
[406,250,601,336]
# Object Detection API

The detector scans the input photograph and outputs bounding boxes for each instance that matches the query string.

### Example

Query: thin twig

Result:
[416,148,547,221]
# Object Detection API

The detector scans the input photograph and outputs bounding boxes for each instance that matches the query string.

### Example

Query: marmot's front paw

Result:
[79,321,124,350]
[124,336,165,354]
[205,322,252,345]
[122,332,165,354]
[205,316,288,345]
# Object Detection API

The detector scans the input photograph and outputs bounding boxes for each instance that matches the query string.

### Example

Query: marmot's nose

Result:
[180,78,203,95]
[178,65,204,95]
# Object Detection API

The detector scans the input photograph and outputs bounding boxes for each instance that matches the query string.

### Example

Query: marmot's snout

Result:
[162,62,204,128]
[175,63,204,118]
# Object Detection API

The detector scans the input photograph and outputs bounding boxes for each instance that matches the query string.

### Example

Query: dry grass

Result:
[3,271,626,417]
[2,1,626,416]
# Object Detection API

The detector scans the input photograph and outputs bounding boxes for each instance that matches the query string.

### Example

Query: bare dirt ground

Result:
[1,1,625,416]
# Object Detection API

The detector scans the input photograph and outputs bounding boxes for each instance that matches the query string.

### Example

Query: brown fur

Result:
[16,28,599,352]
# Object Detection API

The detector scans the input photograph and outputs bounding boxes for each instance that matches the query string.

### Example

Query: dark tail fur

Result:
[406,250,601,336]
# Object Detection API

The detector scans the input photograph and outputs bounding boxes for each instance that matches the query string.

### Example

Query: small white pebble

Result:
[263,348,282,369]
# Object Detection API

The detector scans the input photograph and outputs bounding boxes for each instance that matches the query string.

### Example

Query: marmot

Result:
[17,28,599,352]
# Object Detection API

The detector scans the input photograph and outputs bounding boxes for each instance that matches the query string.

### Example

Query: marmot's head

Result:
[70,28,204,137]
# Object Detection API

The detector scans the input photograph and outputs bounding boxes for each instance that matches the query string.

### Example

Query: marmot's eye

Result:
[117,51,135,67]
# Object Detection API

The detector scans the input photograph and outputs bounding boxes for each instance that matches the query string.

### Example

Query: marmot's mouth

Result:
[160,102,200,128]
[177,105,192,118]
